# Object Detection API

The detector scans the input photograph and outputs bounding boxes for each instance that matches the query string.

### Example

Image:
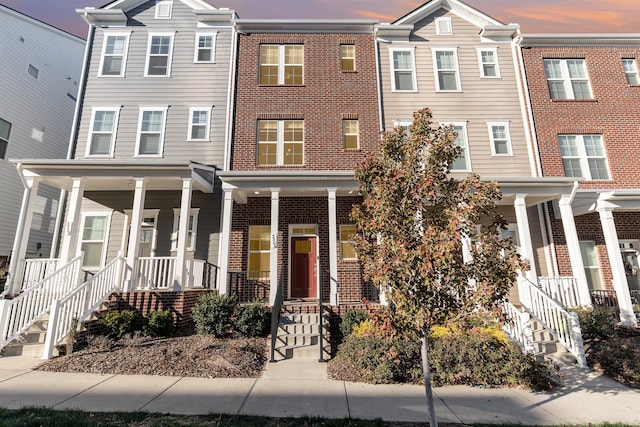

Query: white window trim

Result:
[442,121,471,172]
[260,44,304,85]
[622,58,639,85]
[123,209,160,257]
[343,119,359,150]
[339,224,358,260]
[86,107,121,158]
[544,58,593,100]
[193,32,217,63]
[389,47,418,92]
[435,17,452,35]
[248,224,272,279]
[257,119,305,166]
[77,211,113,271]
[187,106,212,141]
[580,240,604,290]
[432,47,462,92]
[487,121,513,156]
[0,118,12,160]
[144,32,175,77]
[155,0,173,19]
[135,107,168,157]
[341,44,356,71]
[171,208,199,251]
[476,47,500,78]
[559,134,610,180]
[98,32,131,77]
[393,120,412,138]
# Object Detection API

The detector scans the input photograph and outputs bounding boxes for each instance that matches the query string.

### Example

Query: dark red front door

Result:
[290,236,317,298]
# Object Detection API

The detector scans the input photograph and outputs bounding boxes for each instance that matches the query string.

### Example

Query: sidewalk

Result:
[0,355,639,425]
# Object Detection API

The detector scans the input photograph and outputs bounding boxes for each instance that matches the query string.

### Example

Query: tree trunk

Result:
[422,333,438,427]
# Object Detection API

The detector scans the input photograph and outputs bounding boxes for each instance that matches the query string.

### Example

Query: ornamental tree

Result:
[350,108,528,427]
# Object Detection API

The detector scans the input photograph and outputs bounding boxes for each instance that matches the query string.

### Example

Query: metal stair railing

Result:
[269,273,284,363]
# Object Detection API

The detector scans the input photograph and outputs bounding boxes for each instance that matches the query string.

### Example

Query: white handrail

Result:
[537,276,581,308]
[42,254,124,359]
[22,258,60,290]
[502,300,535,353]
[0,254,83,350]
[135,257,176,289]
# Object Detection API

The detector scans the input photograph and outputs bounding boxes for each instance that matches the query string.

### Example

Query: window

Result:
[188,107,211,141]
[171,208,199,251]
[0,118,11,159]
[28,64,38,79]
[145,33,174,76]
[559,134,609,180]
[155,0,173,18]
[487,122,512,155]
[433,48,461,91]
[136,108,167,156]
[393,120,412,139]
[99,33,130,76]
[31,195,58,234]
[477,47,500,78]
[340,225,357,260]
[259,44,303,85]
[341,44,355,71]
[622,58,639,85]
[390,48,416,91]
[194,33,216,63]
[343,119,359,149]
[544,59,592,99]
[79,213,110,269]
[87,108,120,156]
[580,241,603,290]
[257,119,304,166]
[435,17,452,35]
[248,225,271,278]
[443,122,470,171]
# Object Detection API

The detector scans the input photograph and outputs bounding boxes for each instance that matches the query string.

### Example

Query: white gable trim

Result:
[394,0,502,29]
[104,0,215,12]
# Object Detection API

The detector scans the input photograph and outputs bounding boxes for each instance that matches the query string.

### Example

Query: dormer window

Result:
[435,17,452,35]
[155,0,173,19]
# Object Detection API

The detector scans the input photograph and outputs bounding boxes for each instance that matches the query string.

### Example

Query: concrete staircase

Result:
[531,318,577,365]
[1,314,48,358]
[271,309,330,361]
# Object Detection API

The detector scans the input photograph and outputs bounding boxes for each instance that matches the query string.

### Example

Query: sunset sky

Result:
[1,0,638,39]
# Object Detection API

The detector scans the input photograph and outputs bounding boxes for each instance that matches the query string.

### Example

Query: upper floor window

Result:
[136,108,167,156]
[27,64,39,79]
[87,107,120,157]
[443,122,470,172]
[259,45,303,85]
[433,48,461,91]
[340,224,357,260]
[487,122,512,156]
[559,134,609,180]
[188,107,211,141]
[390,48,417,92]
[435,17,452,35]
[622,58,639,85]
[477,47,500,78]
[194,33,216,63]
[155,0,173,19]
[544,59,592,100]
[0,118,11,159]
[257,119,304,166]
[341,45,355,71]
[145,33,174,77]
[343,119,359,149]
[99,33,130,77]
[171,208,199,251]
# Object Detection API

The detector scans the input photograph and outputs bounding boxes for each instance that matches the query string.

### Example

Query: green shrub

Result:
[339,308,369,337]
[235,301,269,337]
[143,310,174,338]
[574,307,617,340]
[99,310,144,339]
[192,292,238,337]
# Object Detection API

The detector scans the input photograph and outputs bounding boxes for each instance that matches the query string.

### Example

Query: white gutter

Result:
[374,26,385,134]
[567,180,579,204]
[223,21,238,172]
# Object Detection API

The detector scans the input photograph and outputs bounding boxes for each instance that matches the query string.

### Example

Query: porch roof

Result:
[12,159,216,193]
[573,189,640,216]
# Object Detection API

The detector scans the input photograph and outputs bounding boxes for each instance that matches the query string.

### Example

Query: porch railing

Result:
[22,258,60,291]
[42,254,125,359]
[135,257,176,290]
[228,271,270,303]
[590,289,618,308]
[0,254,83,351]
[270,273,284,363]
[537,276,581,308]
[502,300,535,354]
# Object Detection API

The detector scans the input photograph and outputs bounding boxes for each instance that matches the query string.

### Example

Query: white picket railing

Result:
[0,254,83,350]
[42,254,125,359]
[135,257,176,290]
[22,258,60,290]
[521,278,587,368]
[186,259,205,288]
[537,276,581,308]
[502,300,535,353]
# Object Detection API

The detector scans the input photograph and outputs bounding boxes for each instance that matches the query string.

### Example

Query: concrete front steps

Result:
[1,314,48,358]
[270,305,330,361]
[531,318,577,365]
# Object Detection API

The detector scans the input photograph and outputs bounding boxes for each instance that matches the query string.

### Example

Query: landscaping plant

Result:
[192,292,238,337]
[235,300,269,337]
[143,310,174,338]
[99,310,145,339]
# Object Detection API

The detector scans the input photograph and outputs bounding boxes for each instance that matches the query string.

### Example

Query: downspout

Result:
[374,26,385,134]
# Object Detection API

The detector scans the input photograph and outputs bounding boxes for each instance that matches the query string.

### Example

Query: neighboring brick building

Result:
[521,34,640,326]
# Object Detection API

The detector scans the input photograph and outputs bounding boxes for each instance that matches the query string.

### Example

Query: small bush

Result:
[339,308,369,337]
[192,292,238,337]
[574,307,617,340]
[99,310,144,339]
[143,310,174,338]
[235,301,269,337]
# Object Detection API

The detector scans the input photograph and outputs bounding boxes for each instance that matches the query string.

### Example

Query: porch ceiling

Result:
[573,189,640,216]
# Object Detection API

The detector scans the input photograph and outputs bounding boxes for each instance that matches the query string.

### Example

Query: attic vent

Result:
[155,0,173,19]
[435,17,452,35]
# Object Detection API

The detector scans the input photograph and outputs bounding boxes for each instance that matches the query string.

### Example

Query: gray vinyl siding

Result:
[0,7,84,257]
[379,9,532,178]
[74,0,232,165]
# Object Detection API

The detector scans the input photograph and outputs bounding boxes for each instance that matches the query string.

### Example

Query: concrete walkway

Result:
[0,355,639,425]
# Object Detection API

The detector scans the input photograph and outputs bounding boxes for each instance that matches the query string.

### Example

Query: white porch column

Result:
[59,178,85,263]
[597,205,637,328]
[461,234,473,264]
[558,195,592,306]
[327,188,339,306]
[269,189,280,305]
[124,178,147,292]
[217,188,234,295]
[6,178,40,294]
[514,195,537,307]
[173,178,193,291]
